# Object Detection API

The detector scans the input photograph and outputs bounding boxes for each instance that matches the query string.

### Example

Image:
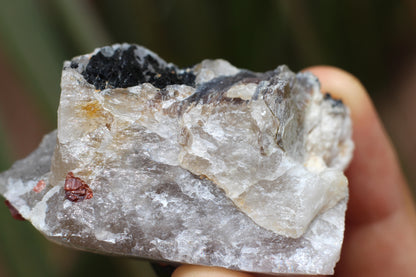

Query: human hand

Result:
[172,66,416,277]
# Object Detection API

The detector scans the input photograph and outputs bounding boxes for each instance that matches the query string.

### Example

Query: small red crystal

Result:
[64,172,93,202]
[4,200,25,221]
[33,179,46,192]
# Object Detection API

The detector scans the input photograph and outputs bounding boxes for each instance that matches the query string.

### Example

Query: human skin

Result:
[172,66,416,277]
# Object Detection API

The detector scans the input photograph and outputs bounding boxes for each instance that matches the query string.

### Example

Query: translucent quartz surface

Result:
[0,44,353,275]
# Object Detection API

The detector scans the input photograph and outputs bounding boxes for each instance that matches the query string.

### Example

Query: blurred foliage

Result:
[0,0,415,276]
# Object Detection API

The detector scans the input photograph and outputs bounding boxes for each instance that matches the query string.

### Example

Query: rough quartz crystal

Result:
[0,43,353,275]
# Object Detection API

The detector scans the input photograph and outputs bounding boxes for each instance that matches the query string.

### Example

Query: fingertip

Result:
[172,265,254,277]
[303,65,371,123]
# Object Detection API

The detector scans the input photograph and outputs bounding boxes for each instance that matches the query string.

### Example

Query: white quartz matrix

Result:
[0,43,353,275]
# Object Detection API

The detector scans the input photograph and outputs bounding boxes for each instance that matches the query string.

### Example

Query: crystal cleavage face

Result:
[0,43,353,275]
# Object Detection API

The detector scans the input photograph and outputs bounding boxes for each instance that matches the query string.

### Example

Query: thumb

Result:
[306,66,416,277]
[172,265,254,277]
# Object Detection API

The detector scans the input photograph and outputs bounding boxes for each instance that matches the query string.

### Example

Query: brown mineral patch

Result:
[80,100,104,118]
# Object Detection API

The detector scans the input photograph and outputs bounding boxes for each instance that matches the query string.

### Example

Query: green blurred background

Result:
[0,0,415,276]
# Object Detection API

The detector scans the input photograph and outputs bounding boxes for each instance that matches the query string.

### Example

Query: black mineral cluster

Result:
[82,45,195,90]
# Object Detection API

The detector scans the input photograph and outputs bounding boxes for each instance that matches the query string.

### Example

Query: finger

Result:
[305,66,416,276]
[305,66,414,224]
[172,265,255,277]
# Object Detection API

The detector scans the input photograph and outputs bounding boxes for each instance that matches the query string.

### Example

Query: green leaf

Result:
[51,0,111,53]
[0,119,12,171]
[0,201,58,277]
[0,0,67,124]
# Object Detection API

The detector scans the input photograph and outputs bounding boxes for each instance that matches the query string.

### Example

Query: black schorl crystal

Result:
[82,45,196,90]
[324,92,344,107]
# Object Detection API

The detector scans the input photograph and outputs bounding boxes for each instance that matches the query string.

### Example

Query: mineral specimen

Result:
[0,43,353,275]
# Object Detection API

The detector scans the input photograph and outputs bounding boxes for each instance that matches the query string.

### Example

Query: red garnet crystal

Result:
[4,200,25,221]
[64,172,93,202]
[33,179,46,192]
